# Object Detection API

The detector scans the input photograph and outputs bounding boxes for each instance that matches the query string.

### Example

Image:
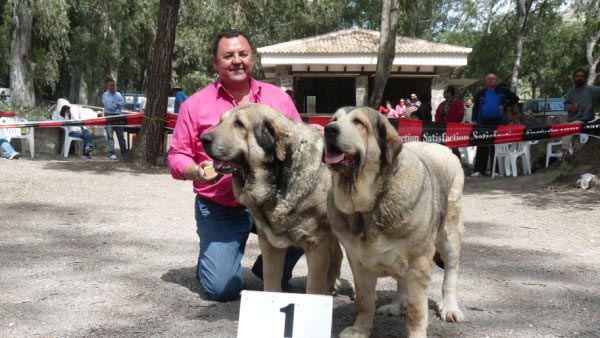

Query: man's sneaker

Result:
[109,154,117,160]
[8,152,21,160]
[84,146,93,154]
[470,172,483,177]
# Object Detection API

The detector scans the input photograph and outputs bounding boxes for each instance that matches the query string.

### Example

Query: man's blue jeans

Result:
[195,196,303,301]
[105,125,127,156]
[69,129,93,149]
[0,128,17,159]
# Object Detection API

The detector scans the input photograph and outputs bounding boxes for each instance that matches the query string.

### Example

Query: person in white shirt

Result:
[53,105,94,158]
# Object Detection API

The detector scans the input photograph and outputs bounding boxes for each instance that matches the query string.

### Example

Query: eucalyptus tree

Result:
[65,0,157,105]
[369,0,399,108]
[509,0,535,92]
[574,0,599,84]
[131,0,180,165]
[7,0,69,109]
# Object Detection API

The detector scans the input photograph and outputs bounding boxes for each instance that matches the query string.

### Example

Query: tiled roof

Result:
[257,28,472,55]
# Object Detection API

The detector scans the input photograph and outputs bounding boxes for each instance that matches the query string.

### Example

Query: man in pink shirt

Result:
[168,29,303,301]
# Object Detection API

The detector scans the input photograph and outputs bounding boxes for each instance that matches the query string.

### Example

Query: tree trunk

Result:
[586,29,599,85]
[130,0,180,165]
[10,0,35,110]
[69,69,88,104]
[368,0,399,108]
[510,0,532,92]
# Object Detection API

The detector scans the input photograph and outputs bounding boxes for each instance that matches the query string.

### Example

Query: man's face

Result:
[107,81,116,93]
[443,89,452,100]
[466,99,473,107]
[485,74,497,88]
[573,71,586,88]
[211,36,254,87]
[410,94,417,102]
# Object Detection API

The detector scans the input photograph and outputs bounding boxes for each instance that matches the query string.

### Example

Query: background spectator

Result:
[395,98,406,117]
[102,78,127,160]
[435,85,464,158]
[52,105,94,159]
[172,86,188,114]
[561,68,600,158]
[0,128,20,160]
[471,73,519,177]
[464,98,473,123]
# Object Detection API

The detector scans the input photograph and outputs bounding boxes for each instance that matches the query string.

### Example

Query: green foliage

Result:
[174,0,353,91]
[0,0,597,106]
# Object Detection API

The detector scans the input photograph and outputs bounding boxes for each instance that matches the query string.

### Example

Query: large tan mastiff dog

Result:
[323,106,465,338]
[200,104,342,294]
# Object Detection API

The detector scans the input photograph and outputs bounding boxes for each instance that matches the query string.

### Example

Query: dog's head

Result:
[200,104,292,175]
[323,106,402,176]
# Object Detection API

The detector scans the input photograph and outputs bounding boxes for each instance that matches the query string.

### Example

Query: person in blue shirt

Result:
[172,86,188,114]
[471,73,519,177]
[102,78,128,159]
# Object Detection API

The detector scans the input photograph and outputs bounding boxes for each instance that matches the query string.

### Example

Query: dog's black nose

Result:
[200,133,213,146]
[324,124,339,139]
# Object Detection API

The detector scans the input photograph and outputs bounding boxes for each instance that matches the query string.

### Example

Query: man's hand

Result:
[184,161,222,183]
[569,102,579,114]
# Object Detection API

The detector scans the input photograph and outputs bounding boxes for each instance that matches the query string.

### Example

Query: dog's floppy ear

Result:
[270,115,292,161]
[253,122,277,163]
[254,113,291,162]
[375,111,403,165]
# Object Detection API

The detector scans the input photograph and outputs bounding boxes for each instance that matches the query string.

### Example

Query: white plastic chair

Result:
[59,105,101,157]
[61,127,83,157]
[0,116,35,158]
[491,143,513,178]
[521,141,537,173]
[545,139,566,167]
[492,142,531,178]
[545,134,589,167]
[458,147,475,167]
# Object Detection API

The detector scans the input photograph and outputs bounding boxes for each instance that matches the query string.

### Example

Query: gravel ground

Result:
[1,155,599,338]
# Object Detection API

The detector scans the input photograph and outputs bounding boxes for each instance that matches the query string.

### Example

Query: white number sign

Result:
[237,290,333,338]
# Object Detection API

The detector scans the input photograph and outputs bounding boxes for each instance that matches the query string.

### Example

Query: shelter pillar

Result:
[355,76,368,106]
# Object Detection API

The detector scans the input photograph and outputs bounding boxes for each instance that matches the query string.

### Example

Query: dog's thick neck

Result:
[332,155,398,214]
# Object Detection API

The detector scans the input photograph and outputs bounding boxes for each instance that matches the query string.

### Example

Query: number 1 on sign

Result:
[280,303,295,338]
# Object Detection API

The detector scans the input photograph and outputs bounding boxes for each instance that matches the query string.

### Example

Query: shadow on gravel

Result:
[332,293,445,337]
[40,159,169,176]
[161,267,204,296]
[464,171,600,210]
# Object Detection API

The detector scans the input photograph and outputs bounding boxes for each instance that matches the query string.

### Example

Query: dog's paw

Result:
[339,326,370,338]
[376,302,403,316]
[329,278,342,295]
[437,301,464,323]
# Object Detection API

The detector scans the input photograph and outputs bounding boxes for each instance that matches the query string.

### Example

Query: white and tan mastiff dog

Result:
[201,104,342,295]
[323,106,464,338]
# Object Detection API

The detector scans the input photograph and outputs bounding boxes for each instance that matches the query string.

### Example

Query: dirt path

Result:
[1,157,599,337]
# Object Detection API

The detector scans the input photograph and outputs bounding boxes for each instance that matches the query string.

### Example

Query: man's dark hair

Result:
[573,68,587,77]
[106,78,115,84]
[445,85,456,96]
[211,28,253,56]
[60,105,70,117]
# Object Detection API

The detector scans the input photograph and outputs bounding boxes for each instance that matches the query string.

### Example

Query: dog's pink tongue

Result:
[325,152,345,164]
[213,160,226,171]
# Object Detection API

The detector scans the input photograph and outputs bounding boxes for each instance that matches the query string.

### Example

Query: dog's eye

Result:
[234,119,245,128]
[352,118,364,127]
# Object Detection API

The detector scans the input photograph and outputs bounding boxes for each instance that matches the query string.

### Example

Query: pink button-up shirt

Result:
[167,78,301,207]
